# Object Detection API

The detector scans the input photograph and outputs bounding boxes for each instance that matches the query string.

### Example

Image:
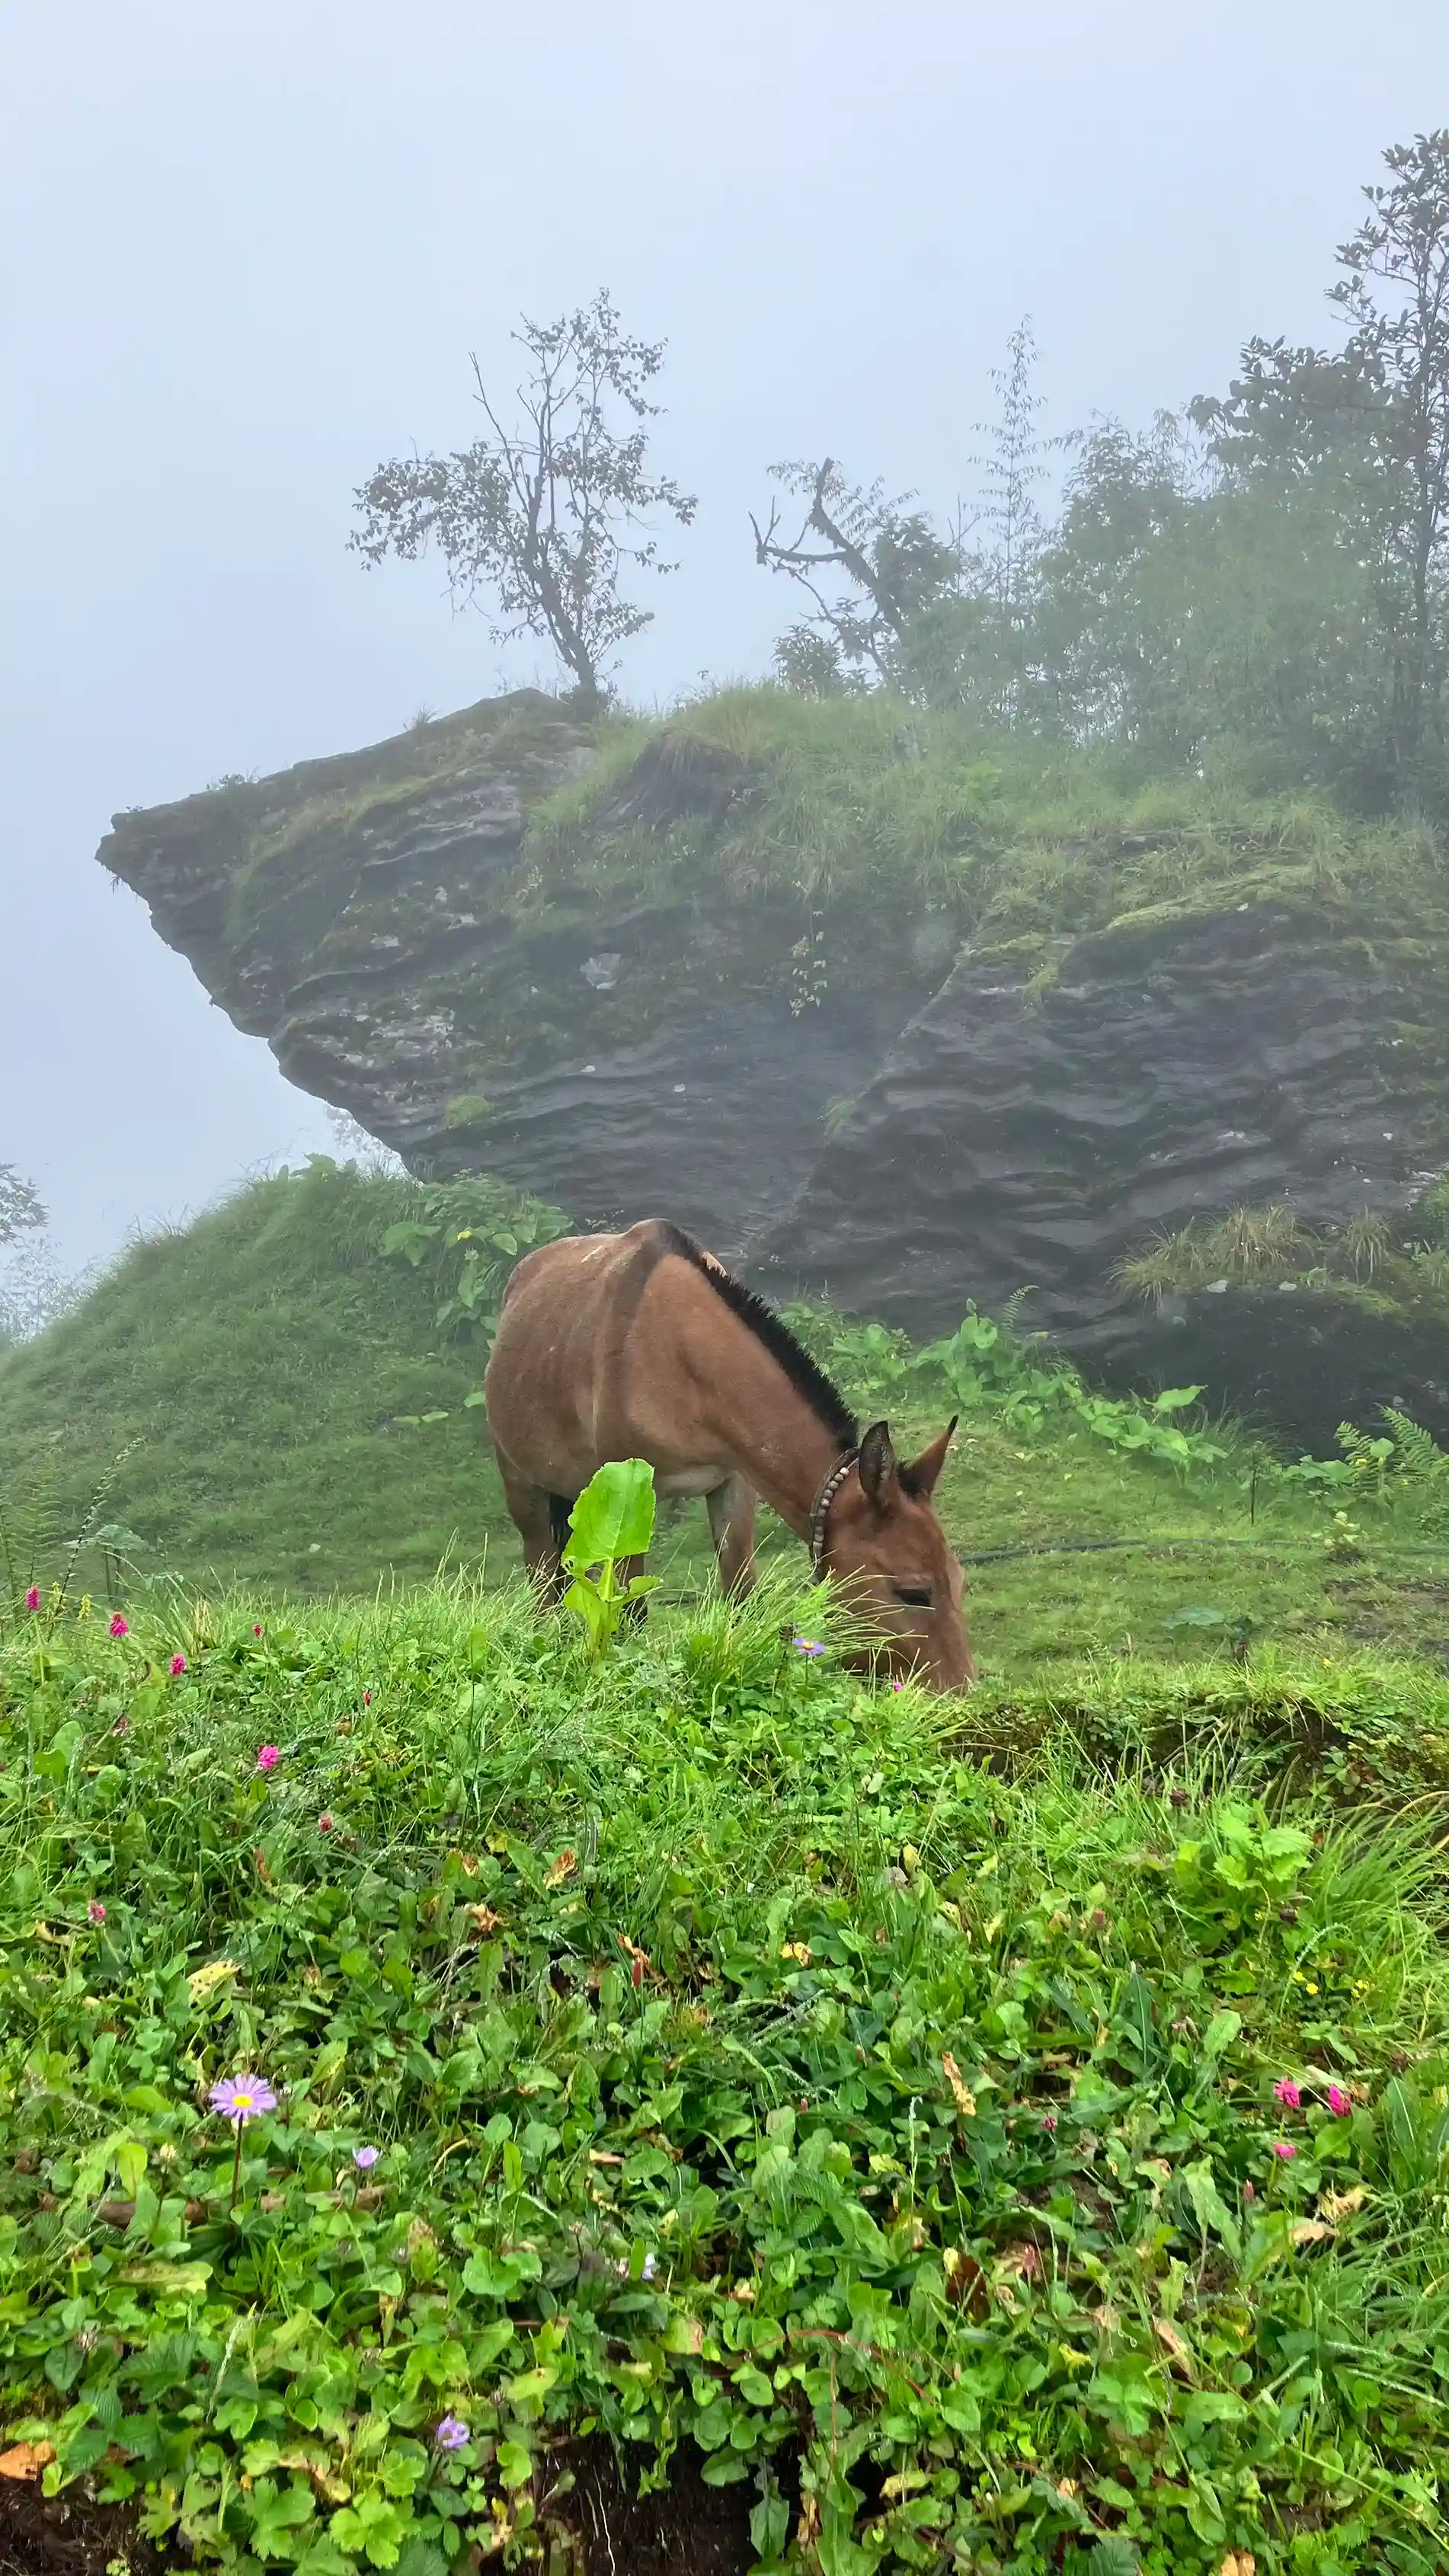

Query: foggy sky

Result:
[5,0,1447,1274]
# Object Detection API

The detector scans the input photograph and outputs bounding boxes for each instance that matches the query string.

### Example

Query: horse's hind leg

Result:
[706,1474,756,1599]
[497,1453,568,1605]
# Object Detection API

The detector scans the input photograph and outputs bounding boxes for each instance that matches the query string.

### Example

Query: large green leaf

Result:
[562,1459,657,1569]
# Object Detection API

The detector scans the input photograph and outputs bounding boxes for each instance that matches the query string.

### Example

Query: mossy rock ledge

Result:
[99,687,1449,1445]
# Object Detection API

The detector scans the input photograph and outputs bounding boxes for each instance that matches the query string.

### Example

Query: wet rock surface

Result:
[100,694,1449,1439]
[752,904,1442,1332]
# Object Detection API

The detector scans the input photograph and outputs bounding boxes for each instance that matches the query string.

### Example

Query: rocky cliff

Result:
[100,689,1449,1446]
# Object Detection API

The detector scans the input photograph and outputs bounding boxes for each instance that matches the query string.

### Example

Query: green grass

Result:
[3,1580,1449,2571]
[520,686,1444,964]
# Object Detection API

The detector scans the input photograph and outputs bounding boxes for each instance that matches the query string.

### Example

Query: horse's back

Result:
[485,1222,681,1486]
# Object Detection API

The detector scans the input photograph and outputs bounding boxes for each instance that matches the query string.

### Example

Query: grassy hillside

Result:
[5,1162,1449,1681]
[3,1578,1449,2572]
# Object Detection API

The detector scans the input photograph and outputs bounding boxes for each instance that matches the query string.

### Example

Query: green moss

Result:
[443,1091,494,1129]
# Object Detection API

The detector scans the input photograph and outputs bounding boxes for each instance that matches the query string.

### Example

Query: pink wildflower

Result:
[353,2144,379,2170]
[318,1811,334,1833]
[87,1900,107,1925]
[253,1624,263,1636]
[1271,2140,1297,2162]
[256,1743,280,1773]
[109,1614,128,1638]
[24,1585,40,1612]
[1273,2077,1301,2109]
[1326,2084,1351,2117]
[1042,2113,1057,2131]
[363,1689,373,1705]
[170,1652,187,1677]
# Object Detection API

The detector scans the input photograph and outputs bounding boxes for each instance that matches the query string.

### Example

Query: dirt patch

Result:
[0,2443,776,2576]
[550,2437,766,2573]
[0,2479,167,2576]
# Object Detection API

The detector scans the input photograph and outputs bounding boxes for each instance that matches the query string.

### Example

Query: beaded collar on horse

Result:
[808,1449,859,1577]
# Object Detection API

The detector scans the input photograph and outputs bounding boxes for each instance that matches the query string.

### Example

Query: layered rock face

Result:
[753,904,1441,1334]
[100,692,1449,1446]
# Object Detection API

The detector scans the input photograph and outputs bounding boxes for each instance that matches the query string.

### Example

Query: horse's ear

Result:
[905,1416,958,1500]
[857,1421,898,1502]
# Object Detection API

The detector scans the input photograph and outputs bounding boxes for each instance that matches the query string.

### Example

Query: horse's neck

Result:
[706,1328,846,1541]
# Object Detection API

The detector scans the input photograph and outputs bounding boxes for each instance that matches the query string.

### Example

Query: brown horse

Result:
[484,1218,974,1691]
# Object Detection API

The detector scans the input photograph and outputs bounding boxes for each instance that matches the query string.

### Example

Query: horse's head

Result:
[824,1419,975,1692]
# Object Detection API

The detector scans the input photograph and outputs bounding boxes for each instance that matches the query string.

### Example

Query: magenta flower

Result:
[363,1689,373,1705]
[1042,2112,1057,2130]
[1326,2083,1351,2117]
[318,1811,334,1833]
[794,1638,826,1657]
[24,1585,40,1612]
[170,1652,187,1677]
[1271,2140,1297,2162]
[253,1624,263,1636]
[88,1900,107,1925]
[210,2074,277,2124]
[256,1744,280,1773]
[1273,2077,1301,2109]
[433,2415,469,2451]
[353,2144,379,2170]
[109,1614,129,1638]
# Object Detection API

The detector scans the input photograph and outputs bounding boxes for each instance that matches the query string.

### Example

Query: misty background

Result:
[5,0,1447,1277]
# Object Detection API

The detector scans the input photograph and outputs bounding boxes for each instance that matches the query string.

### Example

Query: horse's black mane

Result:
[654,1223,859,1453]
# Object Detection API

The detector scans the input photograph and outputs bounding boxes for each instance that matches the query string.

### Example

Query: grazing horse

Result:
[484,1218,974,1692]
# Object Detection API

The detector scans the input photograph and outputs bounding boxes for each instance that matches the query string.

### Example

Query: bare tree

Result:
[750,459,961,689]
[352,292,696,702]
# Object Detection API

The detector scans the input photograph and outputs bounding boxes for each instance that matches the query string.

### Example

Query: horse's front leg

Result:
[497,1455,568,1606]
[707,1474,756,1599]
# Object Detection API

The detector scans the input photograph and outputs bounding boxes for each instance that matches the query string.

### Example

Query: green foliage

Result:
[560,1459,661,1653]
[784,1297,1227,1475]
[378,1179,571,1342]
[3,1589,1449,2570]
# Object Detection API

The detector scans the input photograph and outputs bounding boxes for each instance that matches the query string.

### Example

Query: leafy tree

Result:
[1028,416,1384,783]
[351,292,696,701]
[1194,130,1449,794]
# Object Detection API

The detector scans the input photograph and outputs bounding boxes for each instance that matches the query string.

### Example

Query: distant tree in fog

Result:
[0,1165,45,1251]
[1193,129,1449,797]
[351,292,696,702]
[0,1166,88,1349]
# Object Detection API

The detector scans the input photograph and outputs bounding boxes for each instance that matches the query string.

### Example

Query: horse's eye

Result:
[895,1585,933,1609]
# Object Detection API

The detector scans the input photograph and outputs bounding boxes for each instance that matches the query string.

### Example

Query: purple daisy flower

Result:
[433,2415,469,2450]
[210,2074,277,2124]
